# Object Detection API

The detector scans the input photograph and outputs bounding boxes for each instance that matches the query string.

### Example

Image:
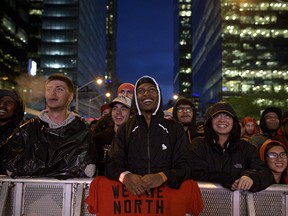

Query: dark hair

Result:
[46,74,74,93]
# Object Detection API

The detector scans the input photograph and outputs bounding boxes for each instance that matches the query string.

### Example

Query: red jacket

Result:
[86,176,203,216]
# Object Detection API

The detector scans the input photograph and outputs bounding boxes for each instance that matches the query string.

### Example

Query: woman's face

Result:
[266,145,288,174]
[212,113,233,136]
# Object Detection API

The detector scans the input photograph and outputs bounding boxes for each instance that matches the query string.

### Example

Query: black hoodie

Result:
[0,90,25,143]
[250,107,282,149]
[172,97,197,142]
[105,75,191,189]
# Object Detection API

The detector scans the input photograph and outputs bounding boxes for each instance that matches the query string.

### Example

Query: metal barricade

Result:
[0,176,287,216]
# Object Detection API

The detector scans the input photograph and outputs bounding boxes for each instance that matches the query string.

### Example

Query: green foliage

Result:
[224,93,288,120]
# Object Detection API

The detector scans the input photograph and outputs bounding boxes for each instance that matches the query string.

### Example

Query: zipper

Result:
[147,130,151,174]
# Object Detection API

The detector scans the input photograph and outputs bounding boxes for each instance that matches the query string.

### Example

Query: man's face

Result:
[136,83,158,113]
[111,103,130,127]
[45,80,73,111]
[244,122,255,135]
[0,96,17,123]
[176,105,193,126]
[264,112,280,131]
[118,89,134,99]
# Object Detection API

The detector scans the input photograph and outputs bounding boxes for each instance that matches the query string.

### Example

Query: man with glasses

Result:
[172,98,197,143]
[0,74,96,179]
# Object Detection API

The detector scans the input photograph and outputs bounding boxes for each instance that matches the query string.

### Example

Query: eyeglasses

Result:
[266,152,288,159]
[137,87,157,95]
[177,107,193,113]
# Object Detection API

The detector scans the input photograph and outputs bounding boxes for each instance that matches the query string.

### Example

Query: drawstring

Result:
[187,130,192,144]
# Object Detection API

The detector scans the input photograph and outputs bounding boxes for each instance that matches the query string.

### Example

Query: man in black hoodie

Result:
[105,76,191,196]
[172,97,197,143]
[250,107,282,150]
[0,89,25,174]
[0,89,24,144]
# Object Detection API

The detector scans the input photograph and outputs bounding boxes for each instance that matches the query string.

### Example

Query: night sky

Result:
[116,0,174,105]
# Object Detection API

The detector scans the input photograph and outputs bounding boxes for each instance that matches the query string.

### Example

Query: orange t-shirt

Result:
[86,176,203,216]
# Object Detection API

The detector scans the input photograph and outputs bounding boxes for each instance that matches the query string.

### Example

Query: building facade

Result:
[105,0,118,98]
[192,0,288,117]
[173,0,193,98]
[173,0,200,115]
[0,0,30,89]
[40,0,108,116]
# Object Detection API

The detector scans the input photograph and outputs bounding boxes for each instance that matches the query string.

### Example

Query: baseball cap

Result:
[109,96,131,108]
[0,89,20,103]
[117,83,135,95]
[209,102,237,118]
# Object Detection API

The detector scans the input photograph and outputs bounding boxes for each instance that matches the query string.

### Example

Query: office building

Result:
[40,0,108,116]
[191,0,288,117]
[105,0,118,98]
[173,0,200,115]
[0,0,30,89]
[173,0,193,98]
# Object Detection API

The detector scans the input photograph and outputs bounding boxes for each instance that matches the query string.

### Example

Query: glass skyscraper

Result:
[191,0,288,117]
[0,0,29,89]
[40,0,107,115]
[105,0,118,97]
[173,0,193,98]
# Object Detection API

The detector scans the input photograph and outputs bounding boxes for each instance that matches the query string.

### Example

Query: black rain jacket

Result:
[190,137,274,192]
[0,116,96,179]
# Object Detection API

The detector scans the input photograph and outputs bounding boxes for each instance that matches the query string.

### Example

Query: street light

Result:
[75,78,103,112]
[88,92,111,118]
[173,94,179,100]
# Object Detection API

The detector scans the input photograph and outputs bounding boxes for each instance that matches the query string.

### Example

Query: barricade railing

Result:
[0,176,287,216]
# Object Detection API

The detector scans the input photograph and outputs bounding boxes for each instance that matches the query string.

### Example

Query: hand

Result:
[231,176,253,191]
[141,173,165,189]
[123,173,150,196]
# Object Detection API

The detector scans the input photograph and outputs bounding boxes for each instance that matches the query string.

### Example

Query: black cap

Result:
[261,107,282,120]
[136,77,156,89]
[0,89,20,103]
[209,102,237,118]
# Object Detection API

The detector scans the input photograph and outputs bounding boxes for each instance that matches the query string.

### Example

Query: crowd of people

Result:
[0,73,287,214]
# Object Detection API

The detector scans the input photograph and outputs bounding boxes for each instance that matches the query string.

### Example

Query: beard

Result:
[182,122,191,127]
